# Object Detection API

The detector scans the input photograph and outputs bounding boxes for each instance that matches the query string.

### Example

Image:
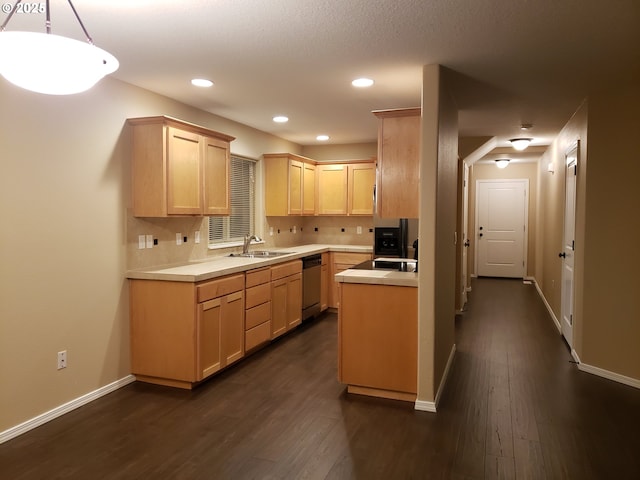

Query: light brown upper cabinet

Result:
[128,116,234,217]
[264,153,316,216]
[316,161,375,216]
[347,162,375,215]
[316,163,348,215]
[373,108,420,219]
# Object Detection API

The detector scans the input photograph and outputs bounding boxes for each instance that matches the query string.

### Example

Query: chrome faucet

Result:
[242,234,262,254]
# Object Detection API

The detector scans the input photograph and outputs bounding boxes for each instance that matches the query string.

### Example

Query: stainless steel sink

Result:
[228,251,295,258]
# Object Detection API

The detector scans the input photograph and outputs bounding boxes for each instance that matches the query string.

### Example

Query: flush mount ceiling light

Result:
[351,77,374,88]
[272,116,288,123]
[316,135,329,141]
[509,138,532,151]
[0,0,119,95]
[495,158,510,169]
[191,78,213,88]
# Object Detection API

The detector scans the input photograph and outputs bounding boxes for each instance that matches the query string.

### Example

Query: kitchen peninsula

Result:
[335,259,418,402]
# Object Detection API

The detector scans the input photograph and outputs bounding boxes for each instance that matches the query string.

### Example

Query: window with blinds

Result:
[209,155,256,244]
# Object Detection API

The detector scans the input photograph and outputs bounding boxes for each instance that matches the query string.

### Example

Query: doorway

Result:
[560,142,578,348]
[475,179,528,278]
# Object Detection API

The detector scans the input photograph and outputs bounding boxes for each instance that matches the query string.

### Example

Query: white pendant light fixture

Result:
[509,138,532,151]
[495,158,510,169]
[0,0,119,95]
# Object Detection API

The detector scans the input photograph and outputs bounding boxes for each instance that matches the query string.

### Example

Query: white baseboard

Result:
[0,375,136,445]
[415,344,456,413]
[533,278,561,332]
[578,363,640,390]
[571,348,581,364]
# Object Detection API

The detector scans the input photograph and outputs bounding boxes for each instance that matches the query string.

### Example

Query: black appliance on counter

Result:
[374,227,401,257]
[374,218,413,258]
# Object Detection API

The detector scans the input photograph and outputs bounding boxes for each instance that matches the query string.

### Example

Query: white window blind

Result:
[209,155,256,244]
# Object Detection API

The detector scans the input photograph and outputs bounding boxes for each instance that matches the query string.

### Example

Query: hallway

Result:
[1,278,638,478]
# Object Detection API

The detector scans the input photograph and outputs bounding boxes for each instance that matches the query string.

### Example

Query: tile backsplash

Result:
[127,211,374,271]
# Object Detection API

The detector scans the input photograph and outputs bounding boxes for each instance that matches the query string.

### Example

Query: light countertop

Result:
[126,244,372,282]
[334,258,419,287]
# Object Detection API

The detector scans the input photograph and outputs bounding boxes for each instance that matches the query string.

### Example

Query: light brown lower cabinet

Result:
[130,273,245,389]
[270,260,302,339]
[245,267,272,351]
[329,252,372,308]
[338,282,417,402]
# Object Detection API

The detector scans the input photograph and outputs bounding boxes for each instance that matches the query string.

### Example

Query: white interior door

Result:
[461,163,470,307]
[476,179,528,278]
[560,143,578,348]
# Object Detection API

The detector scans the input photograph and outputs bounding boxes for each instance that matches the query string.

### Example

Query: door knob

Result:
[559,252,566,258]
[464,240,470,247]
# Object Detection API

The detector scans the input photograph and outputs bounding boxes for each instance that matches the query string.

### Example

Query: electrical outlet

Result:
[269,227,274,236]
[138,235,145,250]
[145,234,153,249]
[357,226,362,234]
[176,233,182,245]
[57,350,67,370]
[293,226,297,234]
[194,231,201,244]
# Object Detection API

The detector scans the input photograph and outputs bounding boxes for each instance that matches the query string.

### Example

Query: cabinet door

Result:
[348,163,375,215]
[289,159,304,215]
[167,127,203,215]
[317,164,348,215]
[286,273,302,330]
[320,263,329,311]
[203,136,231,215]
[271,278,288,339]
[197,297,222,380]
[221,291,245,366]
[376,112,420,219]
[303,162,316,215]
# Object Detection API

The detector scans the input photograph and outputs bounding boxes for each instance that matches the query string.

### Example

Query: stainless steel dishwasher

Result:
[302,254,322,320]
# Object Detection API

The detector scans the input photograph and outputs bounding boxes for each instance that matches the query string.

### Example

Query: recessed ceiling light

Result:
[351,78,374,88]
[316,135,330,141]
[273,116,289,123]
[191,78,213,87]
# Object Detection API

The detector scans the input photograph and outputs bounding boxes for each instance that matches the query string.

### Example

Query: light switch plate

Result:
[145,235,153,249]
[138,235,146,250]
[357,226,362,234]
[176,233,182,245]
[194,231,201,244]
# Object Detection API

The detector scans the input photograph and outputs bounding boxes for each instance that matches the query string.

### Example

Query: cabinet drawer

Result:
[246,283,271,309]
[246,267,271,288]
[197,274,244,303]
[332,252,371,265]
[271,260,302,281]
[246,321,271,351]
[246,301,271,330]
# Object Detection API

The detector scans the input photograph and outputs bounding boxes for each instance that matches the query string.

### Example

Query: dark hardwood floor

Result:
[2,278,639,479]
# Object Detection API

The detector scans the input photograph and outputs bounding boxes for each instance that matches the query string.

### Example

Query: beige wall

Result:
[301,143,377,162]
[0,76,302,433]
[580,85,640,379]
[468,162,540,277]
[417,65,458,403]
[534,84,640,383]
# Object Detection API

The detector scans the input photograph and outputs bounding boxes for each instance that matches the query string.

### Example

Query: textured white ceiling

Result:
[4,0,639,154]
